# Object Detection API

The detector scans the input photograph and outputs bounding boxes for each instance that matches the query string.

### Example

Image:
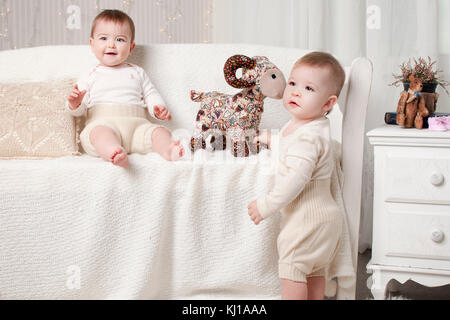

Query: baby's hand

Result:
[248,200,263,225]
[253,130,271,148]
[154,105,172,120]
[67,84,86,110]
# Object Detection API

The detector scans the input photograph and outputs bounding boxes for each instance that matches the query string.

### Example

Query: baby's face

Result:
[90,19,135,67]
[283,64,337,122]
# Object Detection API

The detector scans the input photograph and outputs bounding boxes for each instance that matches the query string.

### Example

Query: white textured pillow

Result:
[0,79,80,159]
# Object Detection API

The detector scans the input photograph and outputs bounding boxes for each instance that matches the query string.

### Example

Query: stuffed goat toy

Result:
[190,55,286,156]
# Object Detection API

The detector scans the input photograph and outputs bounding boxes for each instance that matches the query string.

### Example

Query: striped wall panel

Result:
[0,0,213,50]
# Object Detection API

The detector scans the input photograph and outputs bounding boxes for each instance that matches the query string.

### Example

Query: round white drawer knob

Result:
[430,173,444,186]
[431,229,444,243]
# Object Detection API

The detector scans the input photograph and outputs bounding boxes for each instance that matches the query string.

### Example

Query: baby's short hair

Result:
[91,9,135,43]
[294,51,346,97]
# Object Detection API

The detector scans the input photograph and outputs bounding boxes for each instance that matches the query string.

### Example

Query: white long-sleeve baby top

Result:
[256,117,334,219]
[68,63,165,118]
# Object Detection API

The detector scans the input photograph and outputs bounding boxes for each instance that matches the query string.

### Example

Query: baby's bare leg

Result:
[307,276,325,300]
[281,279,308,300]
[151,127,185,161]
[90,126,129,168]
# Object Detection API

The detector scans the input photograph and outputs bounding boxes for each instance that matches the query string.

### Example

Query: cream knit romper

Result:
[80,104,164,156]
[257,117,343,283]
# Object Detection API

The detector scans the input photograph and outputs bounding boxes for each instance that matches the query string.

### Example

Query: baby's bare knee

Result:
[151,127,171,140]
[90,125,117,141]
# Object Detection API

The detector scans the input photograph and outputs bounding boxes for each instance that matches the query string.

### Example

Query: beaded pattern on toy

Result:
[190,55,286,157]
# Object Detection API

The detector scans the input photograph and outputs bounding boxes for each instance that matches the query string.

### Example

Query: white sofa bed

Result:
[0,44,372,300]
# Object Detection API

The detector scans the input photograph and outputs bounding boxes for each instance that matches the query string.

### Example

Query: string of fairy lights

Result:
[154,0,212,43]
[0,0,213,50]
[121,0,135,14]
[0,0,10,48]
[155,0,182,41]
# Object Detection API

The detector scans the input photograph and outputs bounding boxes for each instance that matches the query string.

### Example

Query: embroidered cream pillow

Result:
[0,79,80,159]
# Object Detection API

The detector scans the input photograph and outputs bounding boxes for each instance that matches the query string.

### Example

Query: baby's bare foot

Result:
[110,147,129,168]
[164,140,184,161]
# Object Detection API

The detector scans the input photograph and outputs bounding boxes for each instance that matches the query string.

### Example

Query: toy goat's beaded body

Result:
[190,55,286,157]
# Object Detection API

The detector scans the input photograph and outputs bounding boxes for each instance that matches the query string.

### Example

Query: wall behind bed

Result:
[0,0,213,50]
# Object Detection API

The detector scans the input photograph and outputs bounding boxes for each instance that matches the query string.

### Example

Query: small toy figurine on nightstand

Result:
[396,74,429,129]
[391,56,449,129]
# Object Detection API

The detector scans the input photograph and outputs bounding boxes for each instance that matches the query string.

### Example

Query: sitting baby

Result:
[67,9,184,167]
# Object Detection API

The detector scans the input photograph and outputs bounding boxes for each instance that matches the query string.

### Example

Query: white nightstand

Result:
[366,125,450,300]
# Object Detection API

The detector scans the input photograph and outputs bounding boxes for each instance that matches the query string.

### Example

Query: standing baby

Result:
[67,9,184,167]
[248,52,346,300]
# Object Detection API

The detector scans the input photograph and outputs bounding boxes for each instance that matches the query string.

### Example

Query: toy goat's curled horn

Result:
[223,55,257,88]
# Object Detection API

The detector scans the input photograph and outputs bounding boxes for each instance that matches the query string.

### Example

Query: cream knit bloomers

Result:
[80,104,165,157]
[278,179,343,283]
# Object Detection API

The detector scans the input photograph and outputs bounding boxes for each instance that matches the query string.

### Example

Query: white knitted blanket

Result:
[0,146,354,300]
[0,44,355,300]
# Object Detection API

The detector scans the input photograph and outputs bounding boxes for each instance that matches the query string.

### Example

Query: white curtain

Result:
[213,0,450,252]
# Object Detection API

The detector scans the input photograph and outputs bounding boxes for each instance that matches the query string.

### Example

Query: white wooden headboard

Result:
[339,57,373,276]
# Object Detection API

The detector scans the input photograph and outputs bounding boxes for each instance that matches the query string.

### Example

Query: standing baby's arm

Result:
[248,135,321,223]
[248,200,263,225]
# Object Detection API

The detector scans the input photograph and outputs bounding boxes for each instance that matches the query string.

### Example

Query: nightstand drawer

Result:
[385,156,450,204]
[386,209,450,261]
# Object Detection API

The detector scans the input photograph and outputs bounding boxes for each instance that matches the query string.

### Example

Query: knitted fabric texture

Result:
[0,79,80,158]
